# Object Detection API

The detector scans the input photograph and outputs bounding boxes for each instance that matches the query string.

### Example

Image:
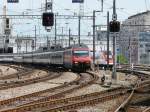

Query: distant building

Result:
[14,37,34,53]
[119,10,150,64]
[96,30,113,52]
[138,32,150,64]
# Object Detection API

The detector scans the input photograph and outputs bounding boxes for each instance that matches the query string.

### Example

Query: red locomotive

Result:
[64,44,91,71]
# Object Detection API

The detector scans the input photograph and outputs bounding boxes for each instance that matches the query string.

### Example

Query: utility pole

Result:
[55,14,57,45]
[92,0,103,69]
[93,10,96,66]
[17,35,19,54]
[78,16,81,45]
[112,0,118,79]
[47,36,49,49]
[3,0,9,53]
[93,10,102,68]
[107,11,110,70]
[61,27,64,46]
[69,28,71,47]
[35,25,37,50]
[129,35,131,65]
[26,40,27,53]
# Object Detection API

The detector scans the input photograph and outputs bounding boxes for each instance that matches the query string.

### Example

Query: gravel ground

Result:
[67,84,111,98]
[46,72,77,84]
[0,70,48,83]
[0,72,77,100]
[0,65,17,76]
[97,70,138,86]
[138,71,150,75]
[67,70,120,98]
[115,72,138,86]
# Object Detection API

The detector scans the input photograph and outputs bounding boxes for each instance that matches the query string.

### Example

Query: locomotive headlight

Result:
[74,61,78,64]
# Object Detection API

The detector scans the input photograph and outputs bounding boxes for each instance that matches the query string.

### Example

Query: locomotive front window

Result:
[73,51,89,57]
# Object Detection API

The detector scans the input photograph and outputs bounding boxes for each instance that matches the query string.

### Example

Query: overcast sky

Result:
[0,0,149,37]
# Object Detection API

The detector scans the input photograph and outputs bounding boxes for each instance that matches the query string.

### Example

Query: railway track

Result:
[0,65,64,91]
[0,65,149,112]
[0,69,61,90]
[113,69,150,112]
[142,107,150,112]
[0,87,129,112]
[0,72,98,112]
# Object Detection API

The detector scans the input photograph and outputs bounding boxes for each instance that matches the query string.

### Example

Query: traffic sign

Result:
[72,0,84,3]
[7,0,19,3]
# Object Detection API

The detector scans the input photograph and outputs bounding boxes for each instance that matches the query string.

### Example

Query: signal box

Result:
[109,20,120,32]
[42,12,54,26]
[6,18,10,28]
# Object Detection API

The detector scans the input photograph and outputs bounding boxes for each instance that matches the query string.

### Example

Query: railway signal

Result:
[42,12,54,26]
[109,20,120,32]
[6,18,10,28]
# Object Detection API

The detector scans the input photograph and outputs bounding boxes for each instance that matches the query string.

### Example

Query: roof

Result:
[128,10,150,19]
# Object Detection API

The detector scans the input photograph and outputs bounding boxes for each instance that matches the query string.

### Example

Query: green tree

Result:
[117,54,128,64]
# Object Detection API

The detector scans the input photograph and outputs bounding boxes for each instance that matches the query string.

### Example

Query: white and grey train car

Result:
[13,51,64,66]
[0,54,15,62]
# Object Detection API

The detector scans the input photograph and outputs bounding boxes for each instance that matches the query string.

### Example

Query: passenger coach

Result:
[1,44,91,71]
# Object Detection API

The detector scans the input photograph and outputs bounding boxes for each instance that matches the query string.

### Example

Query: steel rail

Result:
[0,67,59,90]
[18,72,99,107]
[0,71,80,108]
[114,68,150,112]
[142,107,150,112]
[0,88,127,112]
[0,72,98,111]
[42,92,127,112]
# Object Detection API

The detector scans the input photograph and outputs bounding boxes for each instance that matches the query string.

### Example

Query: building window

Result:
[140,44,143,48]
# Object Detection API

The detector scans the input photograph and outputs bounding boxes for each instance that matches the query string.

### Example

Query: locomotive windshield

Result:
[73,51,89,57]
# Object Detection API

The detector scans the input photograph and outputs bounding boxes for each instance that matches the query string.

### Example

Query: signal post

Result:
[109,0,120,79]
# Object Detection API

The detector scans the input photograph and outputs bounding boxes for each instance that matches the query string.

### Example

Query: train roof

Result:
[65,43,89,49]
[34,44,64,53]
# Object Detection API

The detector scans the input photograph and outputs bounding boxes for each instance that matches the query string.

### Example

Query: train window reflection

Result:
[74,51,89,56]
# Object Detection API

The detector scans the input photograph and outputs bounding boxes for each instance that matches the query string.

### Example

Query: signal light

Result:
[5,39,9,43]
[42,12,54,26]
[109,20,120,32]
[6,18,10,28]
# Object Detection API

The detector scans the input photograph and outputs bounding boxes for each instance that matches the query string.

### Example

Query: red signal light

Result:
[42,12,54,26]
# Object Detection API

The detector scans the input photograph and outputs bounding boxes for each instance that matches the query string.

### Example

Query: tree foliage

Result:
[117,54,128,64]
